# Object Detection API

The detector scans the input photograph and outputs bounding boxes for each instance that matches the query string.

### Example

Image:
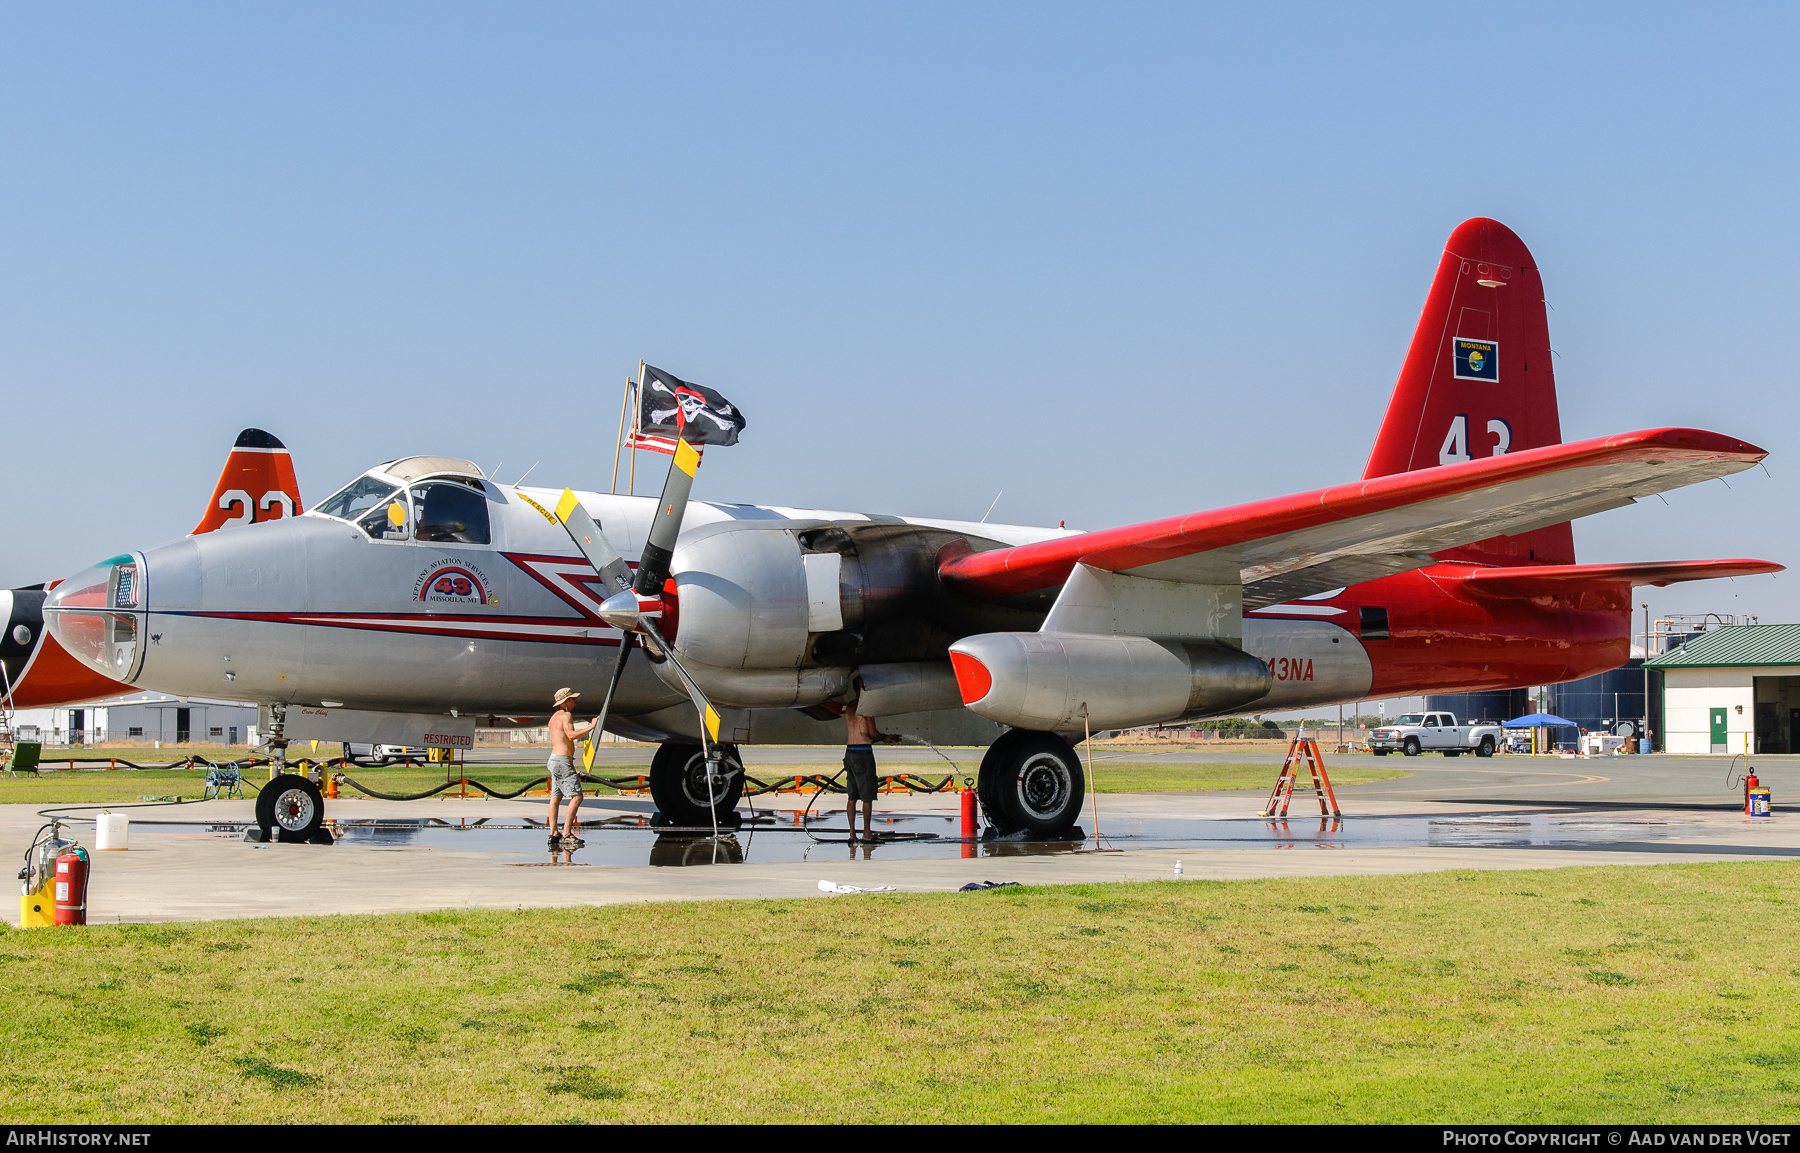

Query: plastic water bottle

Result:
[1174,859,1183,876]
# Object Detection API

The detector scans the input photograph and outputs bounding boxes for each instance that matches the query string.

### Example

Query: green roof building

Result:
[1644,625,1800,755]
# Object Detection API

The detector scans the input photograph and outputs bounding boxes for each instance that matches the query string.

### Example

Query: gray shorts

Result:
[547,755,581,798]
[844,746,879,803]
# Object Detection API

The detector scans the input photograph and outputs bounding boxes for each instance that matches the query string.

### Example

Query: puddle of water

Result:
[122,807,1721,867]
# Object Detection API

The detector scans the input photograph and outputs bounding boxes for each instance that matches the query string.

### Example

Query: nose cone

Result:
[43,554,146,681]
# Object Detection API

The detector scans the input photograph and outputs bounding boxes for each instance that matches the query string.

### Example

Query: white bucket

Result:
[96,811,129,851]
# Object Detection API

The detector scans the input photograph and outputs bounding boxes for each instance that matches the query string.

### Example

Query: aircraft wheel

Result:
[1402,738,1422,757]
[1475,736,1495,758]
[979,730,1085,834]
[649,743,744,827]
[257,774,324,843]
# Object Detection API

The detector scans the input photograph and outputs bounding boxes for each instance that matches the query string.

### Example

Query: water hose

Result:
[333,772,650,802]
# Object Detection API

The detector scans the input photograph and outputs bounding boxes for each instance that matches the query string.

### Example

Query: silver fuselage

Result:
[44,472,1371,737]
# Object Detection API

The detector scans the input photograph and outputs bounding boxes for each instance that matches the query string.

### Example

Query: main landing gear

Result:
[977,729,1086,835]
[639,732,1089,837]
[649,742,745,828]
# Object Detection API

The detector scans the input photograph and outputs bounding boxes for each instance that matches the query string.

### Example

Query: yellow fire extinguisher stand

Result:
[19,821,72,928]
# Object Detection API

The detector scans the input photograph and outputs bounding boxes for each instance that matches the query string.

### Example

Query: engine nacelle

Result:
[667,520,1045,706]
[947,631,1272,731]
[670,525,813,671]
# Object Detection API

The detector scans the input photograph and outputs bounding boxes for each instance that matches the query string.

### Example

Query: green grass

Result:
[3,862,1799,1123]
[0,758,1398,805]
[1081,759,1406,793]
[0,761,649,805]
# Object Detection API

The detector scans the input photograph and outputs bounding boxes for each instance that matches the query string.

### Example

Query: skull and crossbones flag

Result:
[637,365,747,451]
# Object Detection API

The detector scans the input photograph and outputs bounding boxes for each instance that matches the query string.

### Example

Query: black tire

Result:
[1372,749,1389,757]
[1445,750,1461,758]
[257,774,324,842]
[649,743,744,827]
[1475,736,1495,758]
[1402,737,1421,757]
[979,729,1086,835]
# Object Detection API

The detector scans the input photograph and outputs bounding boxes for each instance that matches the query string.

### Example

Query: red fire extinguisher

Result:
[53,847,89,926]
[960,783,978,859]
[1745,768,1761,815]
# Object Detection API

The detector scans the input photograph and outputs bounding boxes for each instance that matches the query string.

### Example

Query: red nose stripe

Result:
[949,651,993,704]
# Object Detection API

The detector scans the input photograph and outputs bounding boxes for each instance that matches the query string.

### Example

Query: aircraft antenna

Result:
[980,490,1003,523]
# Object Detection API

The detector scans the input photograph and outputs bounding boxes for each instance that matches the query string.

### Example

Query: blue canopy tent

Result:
[1504,712,1578,754]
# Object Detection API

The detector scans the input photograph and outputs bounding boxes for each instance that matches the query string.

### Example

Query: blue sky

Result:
[3,3,1796,644]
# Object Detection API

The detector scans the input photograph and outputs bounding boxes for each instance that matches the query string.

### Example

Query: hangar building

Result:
[10,692,258,747]
[1643,624,1800,755]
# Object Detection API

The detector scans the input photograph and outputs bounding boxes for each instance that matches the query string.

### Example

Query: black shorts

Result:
[844,746,879,803]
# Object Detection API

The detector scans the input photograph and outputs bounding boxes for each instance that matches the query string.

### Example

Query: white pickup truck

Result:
[1367,712,1504,758]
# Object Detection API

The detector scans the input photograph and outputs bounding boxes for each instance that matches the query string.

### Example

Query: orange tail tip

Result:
[191,428,304,535]
[1364,218,1573,566]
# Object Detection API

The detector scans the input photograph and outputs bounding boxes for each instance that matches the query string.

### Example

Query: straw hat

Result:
[553,687,580,706]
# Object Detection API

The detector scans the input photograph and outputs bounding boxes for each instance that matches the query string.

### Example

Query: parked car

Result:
[339,742,427,766]
[1367,712,1504,758]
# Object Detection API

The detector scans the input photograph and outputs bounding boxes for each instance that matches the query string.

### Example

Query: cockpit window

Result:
[411,481,491,545]
[358,497,411,541]
[314,476,399,523]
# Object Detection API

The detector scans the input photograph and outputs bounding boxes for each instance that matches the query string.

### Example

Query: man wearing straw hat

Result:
[547,687,597,849]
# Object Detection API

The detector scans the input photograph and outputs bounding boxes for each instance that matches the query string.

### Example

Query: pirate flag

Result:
[640,365,747,447]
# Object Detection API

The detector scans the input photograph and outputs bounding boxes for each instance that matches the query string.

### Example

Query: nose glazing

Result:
[42,555,146,681]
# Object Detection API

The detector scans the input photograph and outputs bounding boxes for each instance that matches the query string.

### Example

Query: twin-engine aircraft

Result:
[2,429,302,712]
[42,219,1779,842]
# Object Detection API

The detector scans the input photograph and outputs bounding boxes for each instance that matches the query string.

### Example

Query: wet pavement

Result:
[114,804,1759,867]
[7,749,1798,923]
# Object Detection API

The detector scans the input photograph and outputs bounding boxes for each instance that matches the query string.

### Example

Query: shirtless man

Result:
[843,698,886,842]
[547,686,597,848]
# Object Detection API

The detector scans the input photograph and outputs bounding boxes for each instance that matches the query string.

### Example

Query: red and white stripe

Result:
[628,432,703,461]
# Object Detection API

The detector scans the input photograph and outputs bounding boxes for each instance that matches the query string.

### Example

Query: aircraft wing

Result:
[937,427,1769,607]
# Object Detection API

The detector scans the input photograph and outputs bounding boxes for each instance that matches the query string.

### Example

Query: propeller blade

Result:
[637,620,722,752]
[634,438,700,596]
[553,489,634,595]
[583,634,636,771]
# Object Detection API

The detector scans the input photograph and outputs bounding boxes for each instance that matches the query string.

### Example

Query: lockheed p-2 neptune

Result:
[42,219,1781,842]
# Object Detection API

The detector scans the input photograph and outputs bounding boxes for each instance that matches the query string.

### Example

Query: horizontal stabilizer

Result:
[1458,559,1783,599]
[939,427,1767,602]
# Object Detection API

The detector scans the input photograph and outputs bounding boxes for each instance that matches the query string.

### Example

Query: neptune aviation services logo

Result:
[414,558,499,606]
[1453,338,1499,383]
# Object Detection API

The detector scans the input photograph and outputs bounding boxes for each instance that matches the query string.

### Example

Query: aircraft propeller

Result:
[553,438,732,827]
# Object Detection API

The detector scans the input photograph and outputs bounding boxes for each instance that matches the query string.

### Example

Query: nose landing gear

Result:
[253,774,332,843]
[244,704,334,844]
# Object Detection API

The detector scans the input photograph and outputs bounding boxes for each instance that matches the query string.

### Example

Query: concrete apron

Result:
[6,791,1797,925]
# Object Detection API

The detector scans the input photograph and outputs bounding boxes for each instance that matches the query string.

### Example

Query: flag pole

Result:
[629,358,644,497]
[610,373,632,495]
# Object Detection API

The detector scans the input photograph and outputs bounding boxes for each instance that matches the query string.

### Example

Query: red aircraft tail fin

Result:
[1363,218,1573,566]
[191,428,303,534]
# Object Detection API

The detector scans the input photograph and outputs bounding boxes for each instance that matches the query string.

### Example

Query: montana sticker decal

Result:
[1453,337,1499,382]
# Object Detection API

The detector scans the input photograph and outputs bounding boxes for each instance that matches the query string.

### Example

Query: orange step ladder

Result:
[1259,738,1341,818]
